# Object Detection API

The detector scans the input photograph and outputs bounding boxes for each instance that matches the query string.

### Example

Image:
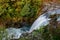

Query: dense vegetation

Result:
[0,0,42,27]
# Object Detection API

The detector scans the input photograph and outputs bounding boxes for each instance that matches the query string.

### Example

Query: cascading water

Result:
[29,9,60,33]
[28,14,50,33]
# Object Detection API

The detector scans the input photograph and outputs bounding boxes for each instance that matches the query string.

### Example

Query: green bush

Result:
[0,0,42,24]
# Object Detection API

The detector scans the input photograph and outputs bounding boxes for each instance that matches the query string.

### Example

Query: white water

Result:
[29,9,60,33]
[3,9,60,40]
[3,27,30,39]
[28,14,50,33]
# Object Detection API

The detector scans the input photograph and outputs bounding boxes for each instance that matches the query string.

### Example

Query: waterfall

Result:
[29,9,60,33]
[28,14,50,33]
[3,9,60,40]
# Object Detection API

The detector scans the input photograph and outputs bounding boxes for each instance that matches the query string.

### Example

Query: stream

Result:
[2,9,60,40]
